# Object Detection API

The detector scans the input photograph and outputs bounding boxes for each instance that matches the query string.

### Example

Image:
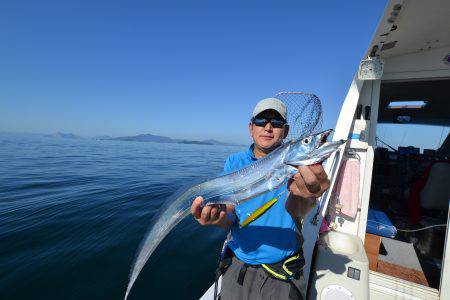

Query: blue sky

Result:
[0,1,388,144]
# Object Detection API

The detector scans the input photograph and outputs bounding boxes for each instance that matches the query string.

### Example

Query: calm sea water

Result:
[0,133,246,300]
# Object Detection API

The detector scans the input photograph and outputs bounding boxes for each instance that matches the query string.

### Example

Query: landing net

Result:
[275,92,323,141]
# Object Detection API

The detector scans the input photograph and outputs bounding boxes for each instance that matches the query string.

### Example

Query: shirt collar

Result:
[247,144,257,161]
[247,142,284,161]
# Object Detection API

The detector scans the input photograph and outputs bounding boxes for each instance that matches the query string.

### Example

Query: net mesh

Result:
[275,92,323,141]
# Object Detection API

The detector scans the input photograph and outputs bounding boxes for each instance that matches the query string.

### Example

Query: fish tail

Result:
[124,187,195,299]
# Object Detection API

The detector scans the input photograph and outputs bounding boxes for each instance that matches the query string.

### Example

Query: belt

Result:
[232,251,305,284]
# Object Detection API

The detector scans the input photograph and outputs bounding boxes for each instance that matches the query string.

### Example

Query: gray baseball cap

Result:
[252,97,287,120]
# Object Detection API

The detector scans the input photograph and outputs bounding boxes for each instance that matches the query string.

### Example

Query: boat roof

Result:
[365,0,450,126]
[366,0,450,59]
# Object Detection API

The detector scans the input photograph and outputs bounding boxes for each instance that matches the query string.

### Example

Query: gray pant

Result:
[220,256,306,300]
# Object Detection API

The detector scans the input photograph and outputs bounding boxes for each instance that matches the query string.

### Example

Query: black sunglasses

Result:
[251,117,286,128]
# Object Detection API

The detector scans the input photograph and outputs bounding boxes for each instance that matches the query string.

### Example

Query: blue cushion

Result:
[366,209,397,238]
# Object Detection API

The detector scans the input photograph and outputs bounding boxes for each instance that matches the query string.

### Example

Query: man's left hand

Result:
[289,164,330,198]
[286,163,330,218]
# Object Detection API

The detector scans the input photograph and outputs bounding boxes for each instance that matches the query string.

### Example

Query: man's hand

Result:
[190,196,235,229]
[286,163,330,218]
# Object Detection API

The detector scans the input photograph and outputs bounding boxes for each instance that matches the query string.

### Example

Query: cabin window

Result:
[387,100,428,110]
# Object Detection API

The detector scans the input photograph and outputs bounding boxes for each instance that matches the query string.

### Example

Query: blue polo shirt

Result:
[224,145,298,265]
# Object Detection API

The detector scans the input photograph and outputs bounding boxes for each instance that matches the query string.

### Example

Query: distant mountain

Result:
[49,132,83,139]
[176,140,215,145]
[110,133,175,143]
[6,131,242,146]
[92,135,113,140]
[201,139,234,146]
[109,133,236,146]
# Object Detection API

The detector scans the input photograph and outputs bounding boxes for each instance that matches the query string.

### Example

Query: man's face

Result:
[249,110,288,152]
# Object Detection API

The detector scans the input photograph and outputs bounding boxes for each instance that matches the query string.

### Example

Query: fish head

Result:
[283,129,346,166]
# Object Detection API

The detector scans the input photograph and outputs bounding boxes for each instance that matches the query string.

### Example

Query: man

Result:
[190,98,330,299]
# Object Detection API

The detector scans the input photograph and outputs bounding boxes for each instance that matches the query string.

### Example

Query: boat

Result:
[201,0,450,299]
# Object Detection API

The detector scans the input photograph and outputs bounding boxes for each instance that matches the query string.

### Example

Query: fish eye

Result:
[302,137,311,145]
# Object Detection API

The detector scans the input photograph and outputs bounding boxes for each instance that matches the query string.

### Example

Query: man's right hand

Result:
[190,196,235,229]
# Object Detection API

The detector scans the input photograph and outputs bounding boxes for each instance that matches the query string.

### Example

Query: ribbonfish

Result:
[124,129,345,299]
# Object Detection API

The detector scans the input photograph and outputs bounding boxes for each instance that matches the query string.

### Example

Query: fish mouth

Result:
[309,129,346,162]
[314,129,333,149]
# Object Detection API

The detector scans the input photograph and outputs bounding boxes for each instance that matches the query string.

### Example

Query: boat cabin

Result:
[308,1,450,299]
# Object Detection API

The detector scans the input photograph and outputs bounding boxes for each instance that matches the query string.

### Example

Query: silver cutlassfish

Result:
[125,129,345,299]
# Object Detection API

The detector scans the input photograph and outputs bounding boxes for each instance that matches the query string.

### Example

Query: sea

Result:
[0,133,246,300]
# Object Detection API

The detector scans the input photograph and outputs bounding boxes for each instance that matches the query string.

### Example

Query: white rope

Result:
[396,224,447,232]
[367,219,447,233]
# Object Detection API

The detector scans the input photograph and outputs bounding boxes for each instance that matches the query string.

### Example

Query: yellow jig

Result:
[240,197,278,228]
